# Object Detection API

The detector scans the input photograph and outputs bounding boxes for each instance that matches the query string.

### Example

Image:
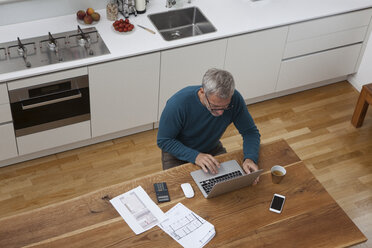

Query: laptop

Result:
[190,160,263,198]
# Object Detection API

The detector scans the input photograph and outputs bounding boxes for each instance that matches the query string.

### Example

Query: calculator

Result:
[154,182,170,203]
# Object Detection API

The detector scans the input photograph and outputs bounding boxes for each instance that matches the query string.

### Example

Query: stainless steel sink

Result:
[148,7,217,41]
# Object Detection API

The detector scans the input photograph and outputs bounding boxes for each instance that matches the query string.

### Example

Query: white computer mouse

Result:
[181,183,194,198]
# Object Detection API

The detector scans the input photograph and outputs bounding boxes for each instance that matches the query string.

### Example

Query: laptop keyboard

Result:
[200,170,243,194]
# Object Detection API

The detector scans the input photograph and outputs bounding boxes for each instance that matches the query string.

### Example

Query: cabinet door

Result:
[277,44,362,91]
[284,9,372,59]
[89,52,160,137]
[158,39,227,119]
[17,121,91,155]
[224,27,288,100]
[0,83,8,104]
[0,123,18,161]
[0,103,12,123]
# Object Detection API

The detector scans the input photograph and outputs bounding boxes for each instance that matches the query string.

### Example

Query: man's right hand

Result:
[195,153,220,174]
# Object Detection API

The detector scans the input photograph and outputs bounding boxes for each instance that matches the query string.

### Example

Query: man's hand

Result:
[195,153,220,174]
[242,158,260,185]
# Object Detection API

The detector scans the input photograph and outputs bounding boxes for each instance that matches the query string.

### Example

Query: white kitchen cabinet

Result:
[286,9,372,43]
[284,27,368,59]
[277,9,372,91]
[16,121,91,155]
[0,123,18,161]
[224,27,288,100]
[89,52,160,137]
[0,84,17,161]
[277,44,362,91]
[158,39,227,119]
[284,9,372,59]
[0,84,8,104]
[0,103,11,124]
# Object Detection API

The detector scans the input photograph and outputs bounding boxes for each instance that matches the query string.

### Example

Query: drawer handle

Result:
[21,92,82,110]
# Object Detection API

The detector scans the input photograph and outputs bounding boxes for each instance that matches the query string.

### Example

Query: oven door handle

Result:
[21,92,82,110]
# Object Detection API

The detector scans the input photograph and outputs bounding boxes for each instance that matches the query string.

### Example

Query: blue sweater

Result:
[157,86,261,164]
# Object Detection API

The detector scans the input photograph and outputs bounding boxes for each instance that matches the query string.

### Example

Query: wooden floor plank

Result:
[0,81,371,246]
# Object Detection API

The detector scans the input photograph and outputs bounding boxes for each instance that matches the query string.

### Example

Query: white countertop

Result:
[1,0,372,83]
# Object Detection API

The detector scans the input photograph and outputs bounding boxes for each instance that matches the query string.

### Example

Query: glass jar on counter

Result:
[106,1,118,21]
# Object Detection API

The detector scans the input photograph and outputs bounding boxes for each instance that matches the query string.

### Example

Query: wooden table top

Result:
[0,139,366,248]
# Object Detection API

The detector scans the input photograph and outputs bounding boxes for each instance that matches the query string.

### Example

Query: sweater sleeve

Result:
[232,92,261,164]
[157,101,199,163]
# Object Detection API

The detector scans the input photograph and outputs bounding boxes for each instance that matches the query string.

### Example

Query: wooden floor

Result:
[1,81,371,247]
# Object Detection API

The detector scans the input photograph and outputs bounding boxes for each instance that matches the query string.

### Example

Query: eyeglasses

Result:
[205,94,233,112]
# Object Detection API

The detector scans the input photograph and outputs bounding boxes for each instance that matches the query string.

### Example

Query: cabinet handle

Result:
[21,92,82,110]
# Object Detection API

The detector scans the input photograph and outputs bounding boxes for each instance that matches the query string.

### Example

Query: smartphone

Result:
[269,193,285,213]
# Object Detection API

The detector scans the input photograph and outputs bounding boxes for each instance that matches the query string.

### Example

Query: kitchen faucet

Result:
[166,0,176,8]
[166,0,191,8]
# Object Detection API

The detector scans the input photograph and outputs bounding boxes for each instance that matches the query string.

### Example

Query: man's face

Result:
[204,93,232,117]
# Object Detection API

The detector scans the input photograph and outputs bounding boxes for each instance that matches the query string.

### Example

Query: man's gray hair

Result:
[202,68,235,99]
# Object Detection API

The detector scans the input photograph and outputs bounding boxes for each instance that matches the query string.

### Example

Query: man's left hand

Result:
[242,158,259,185]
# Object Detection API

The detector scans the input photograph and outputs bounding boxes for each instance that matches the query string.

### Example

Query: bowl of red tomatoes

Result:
[112,18,135,33]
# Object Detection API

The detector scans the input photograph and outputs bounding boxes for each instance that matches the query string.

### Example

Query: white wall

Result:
[348,31,372,92]
[0,0,106,26]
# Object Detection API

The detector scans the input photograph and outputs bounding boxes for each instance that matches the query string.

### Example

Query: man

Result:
[157,68,261,182]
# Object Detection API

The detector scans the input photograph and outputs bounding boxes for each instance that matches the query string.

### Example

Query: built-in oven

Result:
[9,75,90,137]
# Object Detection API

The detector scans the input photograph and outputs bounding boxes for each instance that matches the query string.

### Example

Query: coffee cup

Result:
[271,165,286,184]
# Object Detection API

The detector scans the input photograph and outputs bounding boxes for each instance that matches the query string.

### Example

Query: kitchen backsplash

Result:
[0,0,107,26]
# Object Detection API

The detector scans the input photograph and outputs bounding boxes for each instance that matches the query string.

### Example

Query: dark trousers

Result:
[161,141,227,170]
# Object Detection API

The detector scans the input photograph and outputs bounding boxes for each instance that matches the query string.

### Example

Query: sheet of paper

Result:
[158,203,215,248]
[110,186,167,235]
